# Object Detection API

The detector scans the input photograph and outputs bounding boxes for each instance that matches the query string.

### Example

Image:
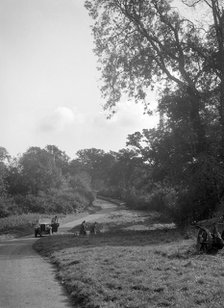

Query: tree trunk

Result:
[187,87,206,156]
[210,0,224,157]
[219,79,224,157]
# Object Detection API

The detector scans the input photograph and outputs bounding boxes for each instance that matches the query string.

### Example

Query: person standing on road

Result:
[51,216,58,224]
[90,222,97,235]
[80,221,87,235]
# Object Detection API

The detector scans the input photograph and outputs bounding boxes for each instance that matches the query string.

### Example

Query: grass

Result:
[33,227,224,308]
[0,213,40,236]
[32,199,224,307]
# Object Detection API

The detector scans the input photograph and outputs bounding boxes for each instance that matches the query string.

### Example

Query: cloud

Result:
[93,101,158,130]
[39,106,76,132]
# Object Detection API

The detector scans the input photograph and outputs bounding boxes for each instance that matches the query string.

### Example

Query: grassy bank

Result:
[33,228,224,308]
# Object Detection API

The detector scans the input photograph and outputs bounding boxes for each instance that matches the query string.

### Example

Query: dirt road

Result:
[0,199,119,308]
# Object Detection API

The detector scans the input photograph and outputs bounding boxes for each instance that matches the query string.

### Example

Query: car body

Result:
[34,220,59,237]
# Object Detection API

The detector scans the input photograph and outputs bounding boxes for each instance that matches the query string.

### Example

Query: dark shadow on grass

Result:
[33,228,188,258]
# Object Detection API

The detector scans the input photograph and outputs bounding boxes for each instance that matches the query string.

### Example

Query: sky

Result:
[1,0,203,159]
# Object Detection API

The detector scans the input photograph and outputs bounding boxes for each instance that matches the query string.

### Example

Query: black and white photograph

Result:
[0,0,224,307]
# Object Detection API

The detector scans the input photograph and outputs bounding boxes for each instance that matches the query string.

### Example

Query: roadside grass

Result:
[33,228,224,308]
[0,213,40,236]
[69,208,171,235]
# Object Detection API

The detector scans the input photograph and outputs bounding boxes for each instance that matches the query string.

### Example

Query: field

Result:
[33,203,224,308]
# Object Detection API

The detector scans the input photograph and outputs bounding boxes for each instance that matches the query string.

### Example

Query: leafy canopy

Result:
[85,0,214,113]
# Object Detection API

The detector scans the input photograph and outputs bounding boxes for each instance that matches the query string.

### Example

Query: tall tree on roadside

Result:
[182,0,224,155]
[85,0,216,155]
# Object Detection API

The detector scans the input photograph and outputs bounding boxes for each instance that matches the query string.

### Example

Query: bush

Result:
[0,196,21,218]
[167,156,224,226]
[8,186,95,216]
[0,213,39,232]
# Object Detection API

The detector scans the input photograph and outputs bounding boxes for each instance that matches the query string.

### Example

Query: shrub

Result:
[9,187,95,216]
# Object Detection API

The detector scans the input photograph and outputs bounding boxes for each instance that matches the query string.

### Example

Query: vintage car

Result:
[34,220,59,237]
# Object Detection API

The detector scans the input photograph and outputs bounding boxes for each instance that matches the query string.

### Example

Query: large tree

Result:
[182,0,224,154]
[85,0,224,157]
[85,0,218,154]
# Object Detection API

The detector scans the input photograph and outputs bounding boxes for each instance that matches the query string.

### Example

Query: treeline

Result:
[0,145,94,217]
[76,135,224,226]
[1,134,224,225]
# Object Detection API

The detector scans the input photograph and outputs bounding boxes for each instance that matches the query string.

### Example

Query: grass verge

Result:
[33,228,224,308]
[0,213,40,237]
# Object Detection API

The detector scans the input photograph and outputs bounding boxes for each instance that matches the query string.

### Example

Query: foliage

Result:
[85,0,212,104]
[0,147,10,197]
[13,189,93,215]
[75,148,116,190]
[0,146,95,218]
[82,0,224,225]
[18,147,63,195]
[0,213,39,233]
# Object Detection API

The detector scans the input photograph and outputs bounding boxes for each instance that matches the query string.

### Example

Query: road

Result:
[0,236,73,308]
[0,199,118,308]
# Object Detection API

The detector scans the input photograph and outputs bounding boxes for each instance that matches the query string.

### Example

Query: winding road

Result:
[0,199,118,308]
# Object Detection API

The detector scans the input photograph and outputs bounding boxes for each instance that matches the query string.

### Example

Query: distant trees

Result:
[0,147,11,217]
[18,147,62,195]
[0,146,95,217]
[75,148,116,190]
[0,147,9,196]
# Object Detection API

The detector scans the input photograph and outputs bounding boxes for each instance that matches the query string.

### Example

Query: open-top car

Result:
[34,220,59,237]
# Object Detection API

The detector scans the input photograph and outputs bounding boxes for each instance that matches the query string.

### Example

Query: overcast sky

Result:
[0,0,165,159]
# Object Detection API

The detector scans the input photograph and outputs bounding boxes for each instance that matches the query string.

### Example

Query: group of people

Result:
[49,216,98,236]
[79,221,98,235]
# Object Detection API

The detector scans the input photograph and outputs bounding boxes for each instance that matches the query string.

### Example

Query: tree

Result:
[0,147,9,196]
[182,0,224,155]
[99,148,148,199]
[0,147,12,217]
[45,145,70,174]
[75,148,116,189]
[19,147,62,195]
[85,0,217,154]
